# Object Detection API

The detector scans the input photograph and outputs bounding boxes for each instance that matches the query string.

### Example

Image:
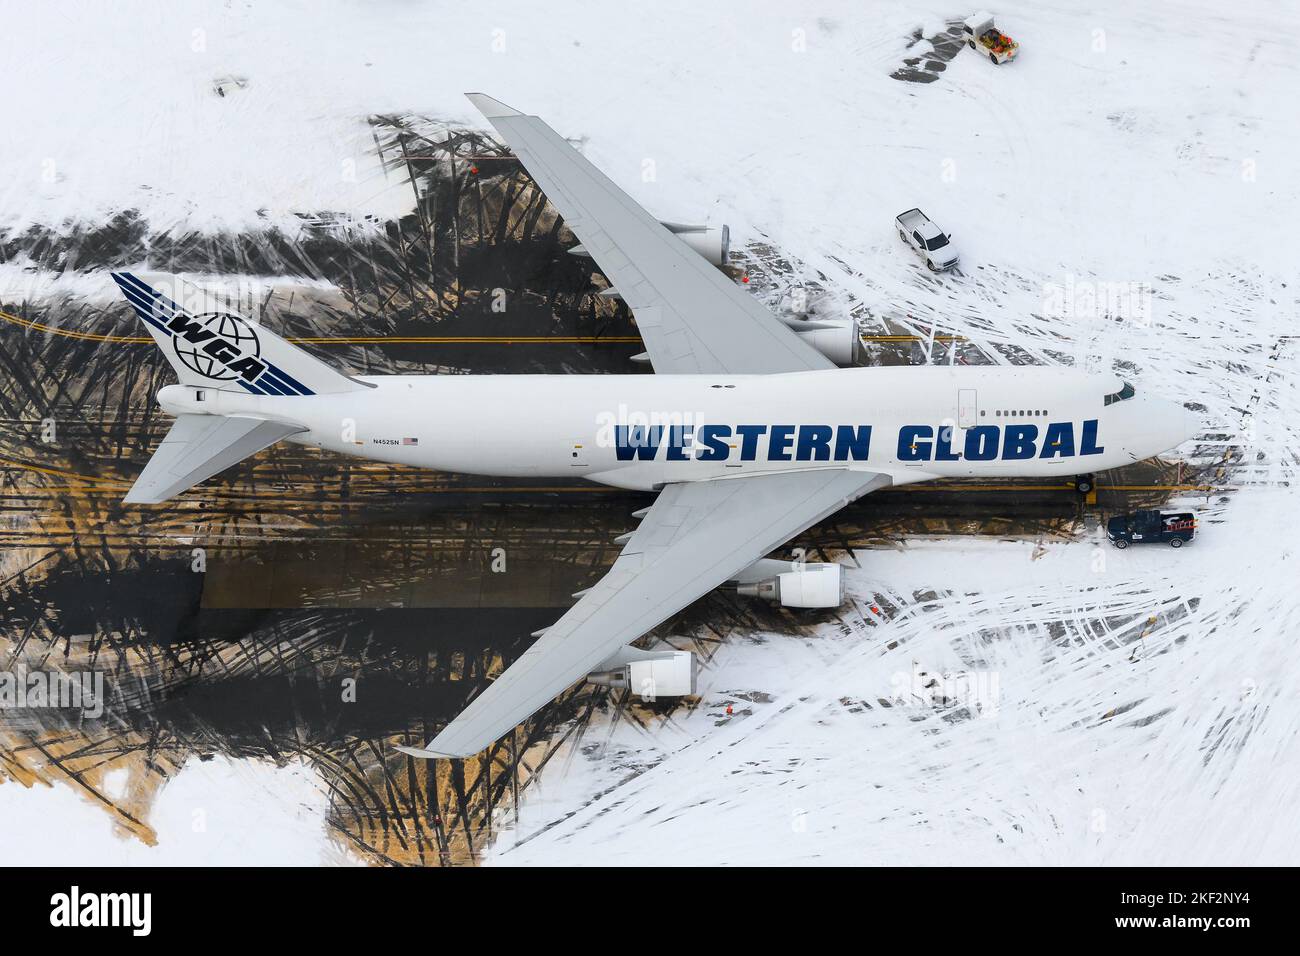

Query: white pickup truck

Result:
[895,208,959,271]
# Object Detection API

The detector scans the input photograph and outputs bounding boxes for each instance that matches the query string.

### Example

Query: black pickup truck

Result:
[1106,510,1197,549]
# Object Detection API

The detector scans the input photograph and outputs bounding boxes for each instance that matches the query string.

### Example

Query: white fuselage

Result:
[158,366,1194,492]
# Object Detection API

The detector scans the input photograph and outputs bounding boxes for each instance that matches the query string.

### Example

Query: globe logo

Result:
[172,312,261,380]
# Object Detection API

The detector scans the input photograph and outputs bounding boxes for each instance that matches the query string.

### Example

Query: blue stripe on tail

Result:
[112,271,320,397]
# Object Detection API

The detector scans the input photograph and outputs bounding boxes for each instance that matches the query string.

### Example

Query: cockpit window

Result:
[1103,381,1136,406]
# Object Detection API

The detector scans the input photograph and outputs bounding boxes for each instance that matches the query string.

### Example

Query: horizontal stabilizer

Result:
[125,414,305,504]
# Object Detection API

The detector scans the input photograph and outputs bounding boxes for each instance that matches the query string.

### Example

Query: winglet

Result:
[465,92,523,119]
[393,744,460,760]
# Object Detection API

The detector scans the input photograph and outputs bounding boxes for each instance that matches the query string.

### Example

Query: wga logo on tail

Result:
[165,310,265,383]
[110,272,316,396]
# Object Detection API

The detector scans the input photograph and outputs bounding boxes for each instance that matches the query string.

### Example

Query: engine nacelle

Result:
[790,317,858,366]
[587,647,697,699]
[569,221,729,267]
[736,563,844,609]
[660,221,730,266]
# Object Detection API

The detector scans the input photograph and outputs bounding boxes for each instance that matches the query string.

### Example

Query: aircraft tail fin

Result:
[125,414,306,504]
[110,272,366,396]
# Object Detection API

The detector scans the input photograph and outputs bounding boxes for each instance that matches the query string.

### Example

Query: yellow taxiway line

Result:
[0,309,960,346]
[0,459,1213,497]
[0,457,130,486]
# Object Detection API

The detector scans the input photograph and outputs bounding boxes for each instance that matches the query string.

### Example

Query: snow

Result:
[0,756,346,865]
[2,0,1297,864]
[0,255,340,306]
[490,490,1300,865]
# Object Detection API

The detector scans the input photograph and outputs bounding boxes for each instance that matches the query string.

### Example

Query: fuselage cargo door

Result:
[958,389,978,429]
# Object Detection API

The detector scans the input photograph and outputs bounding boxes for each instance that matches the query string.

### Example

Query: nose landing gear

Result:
[1073,474,1095,495]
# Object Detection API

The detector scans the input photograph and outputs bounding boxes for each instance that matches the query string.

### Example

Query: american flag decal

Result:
[402,437,419,446]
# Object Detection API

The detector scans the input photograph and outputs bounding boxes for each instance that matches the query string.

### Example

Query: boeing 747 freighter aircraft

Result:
[110,94,1197,758]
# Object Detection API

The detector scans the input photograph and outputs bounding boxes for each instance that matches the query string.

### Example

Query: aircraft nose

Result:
[1146,396,1191,452]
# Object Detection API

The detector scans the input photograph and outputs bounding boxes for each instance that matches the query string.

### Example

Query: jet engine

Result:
[587,647,697,699]
[659,221,730,266]
[570,221,730,267]
[785,316,859,366]
[735,561,845,609]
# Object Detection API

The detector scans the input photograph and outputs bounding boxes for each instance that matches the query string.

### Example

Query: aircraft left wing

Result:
[465,93,836,376]
[397,468,889,758]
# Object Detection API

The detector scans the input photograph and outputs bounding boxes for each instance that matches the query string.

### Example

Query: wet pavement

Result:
[891,20,970,85]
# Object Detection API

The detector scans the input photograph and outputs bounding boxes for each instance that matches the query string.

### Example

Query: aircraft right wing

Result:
[397,468,889,758]
[466,93,836,376]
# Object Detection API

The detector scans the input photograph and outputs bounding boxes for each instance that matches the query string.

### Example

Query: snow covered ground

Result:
[2,755,346,865]
[489,493,1299,865]
[3,0,1297,864]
